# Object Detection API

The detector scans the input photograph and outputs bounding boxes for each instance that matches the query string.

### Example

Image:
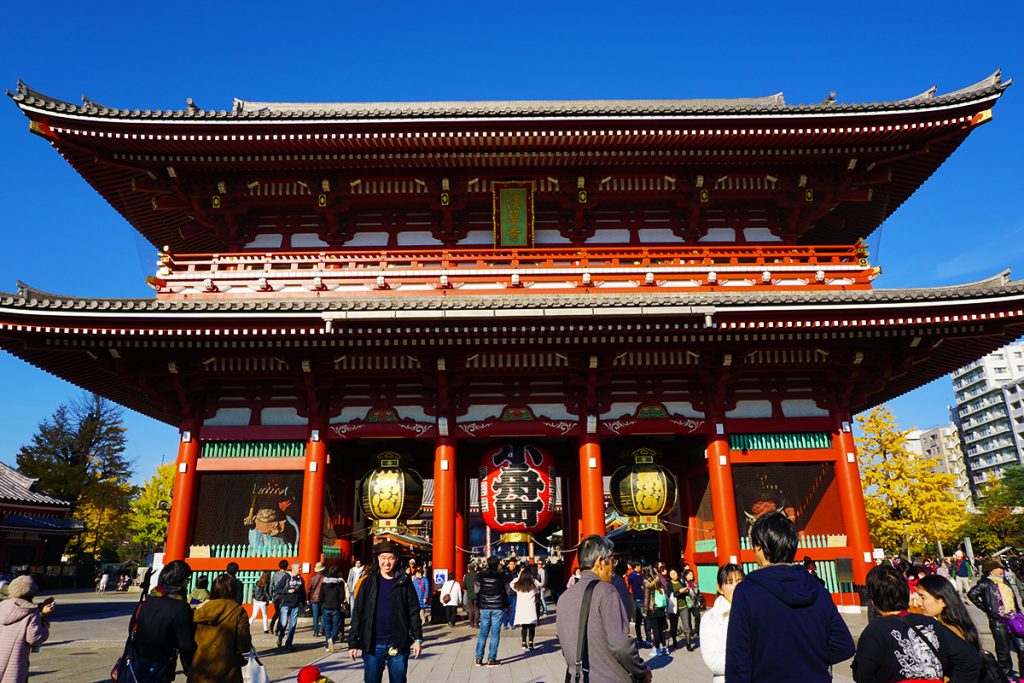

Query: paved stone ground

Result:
[22,587,1000,682]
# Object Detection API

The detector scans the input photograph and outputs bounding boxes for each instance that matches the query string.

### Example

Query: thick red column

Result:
[432,437,457,582]
[578,434,606,538]
[164,421,201,562]
[833,410,874,585]
[705,412,741,565]
[298,424,328,576]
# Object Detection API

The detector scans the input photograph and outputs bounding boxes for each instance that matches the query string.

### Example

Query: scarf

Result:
[992,576,1016,616]
[150,584,187,601]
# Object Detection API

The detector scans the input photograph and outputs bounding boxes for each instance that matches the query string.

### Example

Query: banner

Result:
[492,181,534,248]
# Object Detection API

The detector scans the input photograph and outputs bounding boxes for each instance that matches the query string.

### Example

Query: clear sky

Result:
[1,1,1022,483]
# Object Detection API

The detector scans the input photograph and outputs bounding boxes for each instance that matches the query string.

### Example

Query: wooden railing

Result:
[148,244,876,297]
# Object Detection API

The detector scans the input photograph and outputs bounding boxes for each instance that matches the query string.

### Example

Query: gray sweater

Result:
[556,572,648,683]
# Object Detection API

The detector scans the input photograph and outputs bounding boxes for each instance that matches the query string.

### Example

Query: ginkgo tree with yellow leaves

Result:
[855,406,966,559]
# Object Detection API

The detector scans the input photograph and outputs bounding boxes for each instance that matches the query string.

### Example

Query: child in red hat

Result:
[297,665,334,683]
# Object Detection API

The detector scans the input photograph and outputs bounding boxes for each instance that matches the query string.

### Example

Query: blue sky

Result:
[1,1,1022,482]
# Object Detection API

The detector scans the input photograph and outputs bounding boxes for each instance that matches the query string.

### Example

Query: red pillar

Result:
[705,411,741,566]
[165,421,201,562]
[298,424,327,576]
[833,410,874,585]
[454,475,468,583]
[432,437,457,582]
[578,434,606,538]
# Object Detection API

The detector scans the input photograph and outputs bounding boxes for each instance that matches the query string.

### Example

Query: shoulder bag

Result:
[900,616,1005,683]
[565,581,599,683]
[1004,610,1024,637]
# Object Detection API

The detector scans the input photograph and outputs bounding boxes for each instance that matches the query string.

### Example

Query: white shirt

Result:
[440,579,463,606]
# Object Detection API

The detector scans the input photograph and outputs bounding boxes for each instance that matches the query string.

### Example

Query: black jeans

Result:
[667,613,680,648]
[686,606,702,640]
[648,613,666,649]
[520,624,535,644]
[990,618,1024,675]
[445,605,457,626]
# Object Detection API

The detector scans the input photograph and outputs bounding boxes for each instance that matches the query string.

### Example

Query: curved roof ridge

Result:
[9,73,1008,121]
[233,92,788,114]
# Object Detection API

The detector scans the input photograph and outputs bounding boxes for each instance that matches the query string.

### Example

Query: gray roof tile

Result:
[9,72,1010,122]
[0,461,71,506]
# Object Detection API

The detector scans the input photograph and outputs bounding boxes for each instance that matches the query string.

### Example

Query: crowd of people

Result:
[1,525,1023,682]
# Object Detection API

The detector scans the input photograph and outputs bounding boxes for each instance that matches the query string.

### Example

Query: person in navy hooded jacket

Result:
[725,511,855,683]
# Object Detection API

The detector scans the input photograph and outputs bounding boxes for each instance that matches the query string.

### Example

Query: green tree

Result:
[856,406,966,559]
[16,393,135,557]
[122,464,175,562]
[961,472,1024,554]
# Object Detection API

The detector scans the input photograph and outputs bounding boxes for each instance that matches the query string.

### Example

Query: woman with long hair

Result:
[250,570,272,633]
[700,564,744,683]
[512,566,541,650]
[916,574,981,650]
[643,567,669,657]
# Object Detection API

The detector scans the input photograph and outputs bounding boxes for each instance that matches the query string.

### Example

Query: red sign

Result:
[478,444,555,535]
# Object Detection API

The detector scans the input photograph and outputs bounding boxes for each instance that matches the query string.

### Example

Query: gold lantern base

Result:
[499,532,533,544]
[625,516,666,532]
[371,518,408,536]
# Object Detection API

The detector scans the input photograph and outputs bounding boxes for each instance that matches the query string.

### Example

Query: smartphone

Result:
[39,597,55,607]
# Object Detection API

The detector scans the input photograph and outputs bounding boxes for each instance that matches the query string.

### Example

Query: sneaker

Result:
[528,642,535,650]
[486,660,501,667]
[276,636,282,648]
[646,649,659,659]
[325,645,332,653]
[521,643,528,650]
[474,658,483,667]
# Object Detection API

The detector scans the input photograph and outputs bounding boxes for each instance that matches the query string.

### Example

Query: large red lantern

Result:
[479,444,555,543]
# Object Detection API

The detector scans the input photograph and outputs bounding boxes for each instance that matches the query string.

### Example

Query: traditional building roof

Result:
[0,513,84,535]
[6,73,1010,251]
[1,272,1023,424]
[0,461,71,507]
[9,72,1007,121]
[4,269,1024,316]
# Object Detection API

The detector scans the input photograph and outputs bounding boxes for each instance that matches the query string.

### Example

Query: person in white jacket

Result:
[699,563,745,683]
[440,576,463,626]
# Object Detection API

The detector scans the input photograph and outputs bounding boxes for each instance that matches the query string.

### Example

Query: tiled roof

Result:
[0,461,71,506]
[0,512,83,534]
[8,72,1009,122]
[3,270,1024,317]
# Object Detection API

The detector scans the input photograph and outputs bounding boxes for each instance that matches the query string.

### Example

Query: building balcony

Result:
[146,244,878,300]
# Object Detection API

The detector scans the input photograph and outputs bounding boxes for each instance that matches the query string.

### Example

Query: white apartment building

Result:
[905,424,974,505]
[951,341,1024,492]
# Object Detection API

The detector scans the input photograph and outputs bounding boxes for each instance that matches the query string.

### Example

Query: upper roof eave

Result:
[3,270,1024,318]
[8,71,1010,125]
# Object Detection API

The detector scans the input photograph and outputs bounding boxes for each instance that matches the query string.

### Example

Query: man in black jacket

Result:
[348,541,423,683]
[474,555,510,666]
